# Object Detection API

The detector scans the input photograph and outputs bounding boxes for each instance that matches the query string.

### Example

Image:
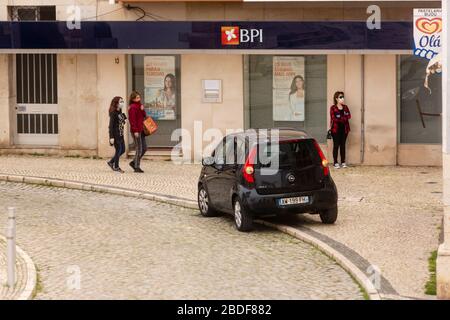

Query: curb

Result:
[0,235,37,300]
[254,220,381,300]
[0,173,198,210]
[0,173,381,300]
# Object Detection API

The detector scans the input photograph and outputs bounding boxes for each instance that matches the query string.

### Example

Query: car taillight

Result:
[242,147,257,184]
[313,140,329,176]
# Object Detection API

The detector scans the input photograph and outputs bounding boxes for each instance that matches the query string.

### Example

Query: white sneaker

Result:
[341,163,348,168]
[333,163,340,169]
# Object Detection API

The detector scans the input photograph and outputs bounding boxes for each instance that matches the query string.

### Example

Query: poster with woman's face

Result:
[273,56,305,122]
[144,56,176,120]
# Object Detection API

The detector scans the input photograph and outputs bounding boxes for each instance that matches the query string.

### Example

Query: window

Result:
[213,137,236,165]
[244,55,328,143]
[399,55,442,144]
[130,55,181,148]
[236,138,246,165]
[8,6,55,21]
[213,139,225,165]
[225,137,236,165]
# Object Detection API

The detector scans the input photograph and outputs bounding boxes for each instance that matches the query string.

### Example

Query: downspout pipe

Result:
[360,55,365,164]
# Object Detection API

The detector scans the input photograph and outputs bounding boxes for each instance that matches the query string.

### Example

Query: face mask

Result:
[118,101,125,109]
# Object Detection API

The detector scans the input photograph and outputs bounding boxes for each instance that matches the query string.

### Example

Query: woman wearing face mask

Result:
[330,91,351,169]
[107,96,127,173]
[128,90,147,173]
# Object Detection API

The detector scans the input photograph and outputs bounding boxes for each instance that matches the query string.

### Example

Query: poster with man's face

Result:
[273,56,305,122]
[144,56,176,120]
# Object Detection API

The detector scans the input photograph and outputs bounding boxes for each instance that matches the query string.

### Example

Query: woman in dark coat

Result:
[107,96,127,173]
[329,91,351,169]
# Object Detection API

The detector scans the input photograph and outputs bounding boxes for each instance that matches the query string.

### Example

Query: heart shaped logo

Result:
[416,17,442,34]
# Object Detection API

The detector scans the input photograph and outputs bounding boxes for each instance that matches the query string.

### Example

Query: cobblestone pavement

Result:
[278,166,443,299]
[0,181,363,300]
[0,155,443,298]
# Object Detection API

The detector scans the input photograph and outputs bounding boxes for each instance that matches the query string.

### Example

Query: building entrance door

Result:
[14,53,59,146]
[10,6,58,146]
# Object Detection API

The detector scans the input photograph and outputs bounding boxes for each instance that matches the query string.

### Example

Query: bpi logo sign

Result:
[221,26,263,46]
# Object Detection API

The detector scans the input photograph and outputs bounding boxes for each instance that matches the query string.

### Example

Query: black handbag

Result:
[327,121,333,140]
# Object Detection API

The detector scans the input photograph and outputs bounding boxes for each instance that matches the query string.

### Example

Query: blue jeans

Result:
[111,136,125,169]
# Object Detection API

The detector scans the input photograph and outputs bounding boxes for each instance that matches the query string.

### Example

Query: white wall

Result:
[96,54,128,158]
[437,0,450,300]
[58,54,98,152]
[181,54,244,162]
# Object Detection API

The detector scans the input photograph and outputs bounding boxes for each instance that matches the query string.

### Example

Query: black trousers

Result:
[132,132,147,169]
[332,128,347,164]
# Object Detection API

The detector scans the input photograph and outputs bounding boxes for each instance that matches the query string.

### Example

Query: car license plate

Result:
[277,196,310,206]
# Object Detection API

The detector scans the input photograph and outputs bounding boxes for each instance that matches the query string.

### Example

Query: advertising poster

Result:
[273,56,305,122]
[413,8,442,61]
[144,56,177,120]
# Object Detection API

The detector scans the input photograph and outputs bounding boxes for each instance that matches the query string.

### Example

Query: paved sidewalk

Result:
[0,155,443,298]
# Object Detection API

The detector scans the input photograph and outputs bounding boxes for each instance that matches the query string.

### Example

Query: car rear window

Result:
[257,139,318,168]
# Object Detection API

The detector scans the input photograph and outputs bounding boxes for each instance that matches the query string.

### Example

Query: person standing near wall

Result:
[107,96,127,173]
[330,91,351,169]
[128,91,147,173]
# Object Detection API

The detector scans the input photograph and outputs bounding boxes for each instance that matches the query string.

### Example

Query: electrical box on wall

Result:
[202,79,222,103]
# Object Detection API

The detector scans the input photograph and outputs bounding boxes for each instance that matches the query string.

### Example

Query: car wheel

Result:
[198,185,217,217]
[319,206,338,224]
[233,197,253,232]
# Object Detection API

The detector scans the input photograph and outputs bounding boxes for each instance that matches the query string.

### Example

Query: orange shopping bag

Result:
[143,116,158,136]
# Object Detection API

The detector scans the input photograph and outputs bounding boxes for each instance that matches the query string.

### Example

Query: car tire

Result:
[319,206,338,224]
[233,197,253,232]
[198,185,218,217]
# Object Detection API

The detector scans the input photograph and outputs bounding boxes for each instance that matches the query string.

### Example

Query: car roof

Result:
[228,128,313,142]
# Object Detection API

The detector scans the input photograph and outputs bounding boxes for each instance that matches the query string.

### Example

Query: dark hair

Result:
[289,75,304,96]
[129,90,141,105]
[333,91,345,105]
[109,96,122,114]
[164,73,176,92]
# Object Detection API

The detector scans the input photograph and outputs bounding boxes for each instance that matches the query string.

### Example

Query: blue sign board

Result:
[0,21,413,50]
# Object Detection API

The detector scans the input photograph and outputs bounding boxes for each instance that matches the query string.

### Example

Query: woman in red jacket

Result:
[330,91,351,169]
[128,91,147,173]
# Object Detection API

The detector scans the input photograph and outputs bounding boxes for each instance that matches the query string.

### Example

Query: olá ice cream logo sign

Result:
[416,17,442,34]
[414,8,442,60]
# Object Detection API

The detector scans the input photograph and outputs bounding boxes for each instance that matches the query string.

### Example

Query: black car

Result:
[197,129,338,232]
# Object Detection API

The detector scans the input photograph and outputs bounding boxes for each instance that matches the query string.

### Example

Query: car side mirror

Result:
[202,156,215,166]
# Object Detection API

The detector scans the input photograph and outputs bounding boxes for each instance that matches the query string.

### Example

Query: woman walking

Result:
[128,91,147,173]
[330,91,351,169]
[107,96,127,173]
